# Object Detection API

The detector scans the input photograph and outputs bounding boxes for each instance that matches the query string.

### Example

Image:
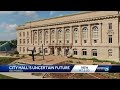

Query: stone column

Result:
[88,24,91,45]
[70,26,73,45]
[43,29,45,45]
[79,25,82,46]
[80,25,82,46]
[55,47,58,55]
[38,30,39,45]
[33,31,34,45]
[89,24,92,45]
[100,23,102,43]
[31,30,32,45]
[50,29,51,45]
[63,27,65,45]
[55,28,58,45]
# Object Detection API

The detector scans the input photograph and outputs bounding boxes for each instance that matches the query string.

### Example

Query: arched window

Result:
[51,30,55,40]
[34,32,37,40]
[73,28,78,39]
[58,30,62,39]
[82,27,88,39]
[39,31,42,40]
[65,29,70,40]
[92,26,98,39]
[34,32,37,44]
[45,31,48,40]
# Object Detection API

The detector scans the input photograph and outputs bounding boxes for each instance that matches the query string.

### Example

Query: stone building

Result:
[16,11,120,62]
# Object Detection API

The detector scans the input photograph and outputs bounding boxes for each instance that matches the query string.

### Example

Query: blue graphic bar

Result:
[0,65,120,73]
[0,65,74,72]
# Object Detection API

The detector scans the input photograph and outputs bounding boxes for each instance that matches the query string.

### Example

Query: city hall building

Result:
[16,11,120,62]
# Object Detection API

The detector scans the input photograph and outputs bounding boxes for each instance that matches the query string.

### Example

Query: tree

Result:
[10,39,17,48]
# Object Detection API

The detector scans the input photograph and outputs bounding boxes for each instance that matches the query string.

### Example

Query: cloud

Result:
[18,11,38,18]
[0,23,17,32]
[0,11,16,14]
[0,32,16,41]
[50,11,56,16]
[59,14,63,16]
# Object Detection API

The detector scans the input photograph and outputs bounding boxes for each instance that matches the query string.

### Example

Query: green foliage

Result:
[79,58,87,60]
[14,51,19,54]
[0,57,19,65]
[10,52,14,56]
[0,41,8,45]
[0,74,16,79]
[16,54,19,57]
[21,55,25,58]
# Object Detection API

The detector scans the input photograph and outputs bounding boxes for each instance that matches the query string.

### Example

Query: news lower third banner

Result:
[0,65,120,73]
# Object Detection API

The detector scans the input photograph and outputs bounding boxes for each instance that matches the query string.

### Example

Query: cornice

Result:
[16,14,119,30]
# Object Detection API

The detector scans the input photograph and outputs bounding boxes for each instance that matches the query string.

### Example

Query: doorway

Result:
[50,47,54,55]
[57,47,61,55]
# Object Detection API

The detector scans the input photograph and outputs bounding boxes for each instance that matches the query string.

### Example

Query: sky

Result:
[0,11,80,41]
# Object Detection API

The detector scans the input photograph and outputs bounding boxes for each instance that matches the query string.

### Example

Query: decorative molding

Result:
[17,15,119,30]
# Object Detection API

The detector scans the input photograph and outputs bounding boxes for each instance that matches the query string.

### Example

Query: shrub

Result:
[14,51,19,54]
[91,58,98,61]
[68,60,73,63]
[79,58,87,60]
[93,63,97,65]
[21,55,25,58]
[10,53,14,56]
[0,57,19,65]
[16,54,19,57]
[29,54,32,56]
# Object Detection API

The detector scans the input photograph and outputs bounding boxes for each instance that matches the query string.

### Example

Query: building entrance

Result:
[57,47,61,55]
[50,47,54,55]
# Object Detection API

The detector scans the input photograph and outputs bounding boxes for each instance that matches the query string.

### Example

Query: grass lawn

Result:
[0,57,20,65]
[0,57,20,79]
[0,74,16,79]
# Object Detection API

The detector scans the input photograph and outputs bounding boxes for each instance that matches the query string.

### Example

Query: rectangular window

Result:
[46,41,48,43]
[73,49,77,55]
[19,32,21,37]
[92,49,97,56]
[109,23,112,30]
[59,41,61,43]
[23,39,25,44]
[27,39,29,44]
[20,39,22,44]
[75,40,77,43]
[109,35,112,43]
[108,49,112,56]
[19,47,21,52]
[45,49,48,53]
[94,40,97,43]
[82,49,87,56]
[23,47,25,52]
[67,40,69,43]
[52,41,54,43]
[27,32,29,37]
[23,32,25,37]
[84,40,87,43]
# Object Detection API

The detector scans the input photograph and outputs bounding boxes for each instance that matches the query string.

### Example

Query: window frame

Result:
[92,49,97,56]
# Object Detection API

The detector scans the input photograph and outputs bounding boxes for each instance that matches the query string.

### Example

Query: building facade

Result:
[16,11,120,62]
